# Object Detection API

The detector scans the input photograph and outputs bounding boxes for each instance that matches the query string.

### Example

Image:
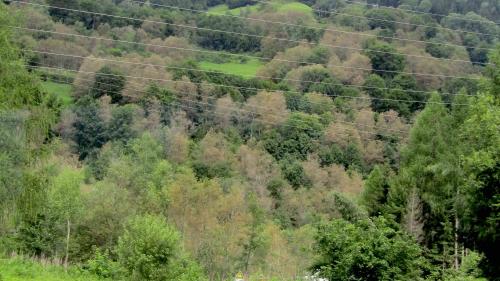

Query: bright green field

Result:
[208,2,313,16]
[208,4,259,15]
[42,81,73,106]
[199,58,263,77]
[0,258,103,281]
[276,2,313,13]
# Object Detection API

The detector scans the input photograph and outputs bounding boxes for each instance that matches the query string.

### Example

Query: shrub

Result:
[116,215,206,281]
[425,40,454,59]
[313,217,425,281]
[86,249,125,279]
[92,66,126,104]
[364,40,405,79]
[280,157,312,189]
[365,8,398,31]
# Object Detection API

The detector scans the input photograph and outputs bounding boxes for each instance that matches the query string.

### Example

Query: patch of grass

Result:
[208,4,259,15]
[0,258,103,281]
[208,4,230,13]
[41,81,73,106]
[208,2,312,16]
[276,2,313,14]
[199,58,263,77]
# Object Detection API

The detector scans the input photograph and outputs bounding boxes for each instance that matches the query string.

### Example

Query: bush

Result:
[195,15,260,52]
[92,66,126,104]
[86,249,125,279]
[192,161,232,179]
[364,40,405,79]
[264,112,325,160]
[73,96,108,160]
[107,105,137,143]
[116,215,206,281]
[318,143,364,171]
[313,217,426,280]
[280,157,311,189]
[365,8,398,31]
[426,40,454,59]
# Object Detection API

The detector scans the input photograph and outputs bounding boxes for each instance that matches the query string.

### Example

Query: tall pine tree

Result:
[387,93,465,271]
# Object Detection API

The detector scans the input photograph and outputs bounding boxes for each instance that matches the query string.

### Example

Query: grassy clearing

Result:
[41,81,73,106]
[208,4,259,15]
[276,2,313,14]
[0,258,102,281]
[208,2,313,16]
[199,58,263,77]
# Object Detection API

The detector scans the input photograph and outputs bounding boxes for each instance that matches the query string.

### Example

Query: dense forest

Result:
[0,0,499,280]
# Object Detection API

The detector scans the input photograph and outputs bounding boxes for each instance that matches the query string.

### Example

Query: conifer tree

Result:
[387,93,462,269]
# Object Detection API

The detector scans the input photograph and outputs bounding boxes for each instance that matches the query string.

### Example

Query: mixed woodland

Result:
[0,0,499,280]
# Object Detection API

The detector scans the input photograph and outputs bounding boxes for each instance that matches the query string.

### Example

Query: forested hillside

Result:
[0,0,499,280]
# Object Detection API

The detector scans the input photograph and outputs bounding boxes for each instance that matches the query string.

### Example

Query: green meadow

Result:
[208,1,313,16]
[276,2,313,13]
[42,81,73,106]
[207,4,259,15]
[199,58,263,77]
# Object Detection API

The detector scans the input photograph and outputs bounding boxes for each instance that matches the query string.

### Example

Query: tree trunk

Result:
[64,219,71,270]
[404,188,423,242]
[454,213,459,270]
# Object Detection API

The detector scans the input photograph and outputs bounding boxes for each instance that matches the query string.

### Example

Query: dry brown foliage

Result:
[279,165,362,227]
[120,54,173,101]
[244,91,289,129]
[329,53,371,85]
[168,175,250,280]
[321,27,366,61]
[146,36,195,61]
[257,45,313,80]
[73,56,105,98]
[36,39,90,70]
[375,109,410,138]
[323,121,362,149]
[214,96,238,129]
[141,17,166,39]
[304,92,335,114]
[400,44,477,90]
[198,130,233,165]
[236,144,282,210]
[164,111,192,164]
[302,156,363,195]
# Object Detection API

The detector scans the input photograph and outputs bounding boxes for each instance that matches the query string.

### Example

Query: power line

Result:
[11,25,482,80]
[12,0,490,66]
[39,70,407,137]
[24,47,476,98]
[25,50,471,105]
[32,63,423,121]
[48,71,408,134]
[343,0,500,26]
[35,65,416,123]
[128,0,493,52]
[254,0,499,38]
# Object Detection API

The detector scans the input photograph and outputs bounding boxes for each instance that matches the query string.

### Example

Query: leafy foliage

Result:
[364,40,405,79]
[72,97,108,159]
[92,66,126,103]
[195,15,261,52]
[313,218,425,281]
[117,215,207,281]
[264,112,325,161]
